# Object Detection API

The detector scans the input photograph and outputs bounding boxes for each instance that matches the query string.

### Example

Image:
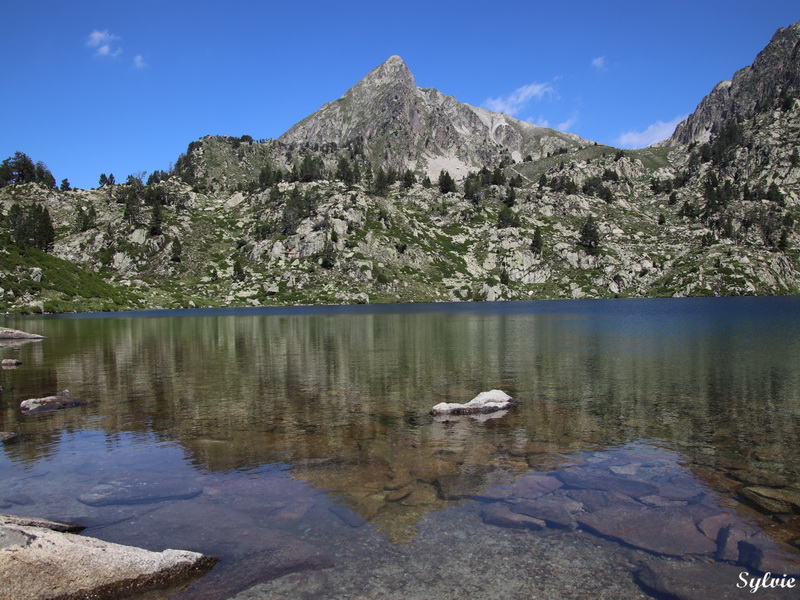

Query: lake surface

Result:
[1,297,799,599]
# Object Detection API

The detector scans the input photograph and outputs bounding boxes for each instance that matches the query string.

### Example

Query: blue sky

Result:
[2,0,798,190]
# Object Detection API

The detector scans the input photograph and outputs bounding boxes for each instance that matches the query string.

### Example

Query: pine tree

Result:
[438,170,456,194]
[531,227,543,254]
[402,169,416,189]
[149,203,163,236]
[579,216,600,254]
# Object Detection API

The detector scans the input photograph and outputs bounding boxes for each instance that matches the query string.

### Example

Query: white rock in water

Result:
[431,390,514,415]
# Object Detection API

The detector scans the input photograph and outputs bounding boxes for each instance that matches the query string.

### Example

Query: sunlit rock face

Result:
[279,55,589,179]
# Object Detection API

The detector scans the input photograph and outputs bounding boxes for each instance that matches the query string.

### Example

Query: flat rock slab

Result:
[0,519,215,600]
[577,504,717,556]
[78,478,203,506]
[20,392,88,415]
[637,560,798,600]
[0,328,44,339]
[556,469,659,498]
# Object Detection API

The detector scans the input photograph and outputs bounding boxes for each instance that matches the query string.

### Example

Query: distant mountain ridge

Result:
[279,55,589,178]
[668,20,800,145]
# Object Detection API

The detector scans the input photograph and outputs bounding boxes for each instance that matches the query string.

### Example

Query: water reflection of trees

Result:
[2,306,798,489]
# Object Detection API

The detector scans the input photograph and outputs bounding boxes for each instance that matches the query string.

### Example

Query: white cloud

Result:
[133,55,147,69]
[557,115,578,132]
[484,82,555,116]
[86,29,122,58]
[616,115,687,148]
[591,56,607,71]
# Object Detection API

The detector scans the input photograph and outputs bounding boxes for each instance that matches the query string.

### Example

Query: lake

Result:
[1,297,799,599]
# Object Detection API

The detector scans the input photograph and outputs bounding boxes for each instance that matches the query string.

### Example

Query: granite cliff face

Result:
[279,56,589,179]
[669,21,800,145]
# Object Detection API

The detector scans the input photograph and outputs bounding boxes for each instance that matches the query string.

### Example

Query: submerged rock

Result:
[0,433,18,444]
[481,503,545,530]
[576,505,717,556]
[78,477,203,506]
[20,389,87,414]
[1,359,22,369]
[430,390,514,416]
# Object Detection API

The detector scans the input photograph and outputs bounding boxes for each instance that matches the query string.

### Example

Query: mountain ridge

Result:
[0,22,798,314]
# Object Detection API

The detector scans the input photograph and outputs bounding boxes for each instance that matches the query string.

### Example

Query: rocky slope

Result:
[279,55,589,179]
[0,24,798,314]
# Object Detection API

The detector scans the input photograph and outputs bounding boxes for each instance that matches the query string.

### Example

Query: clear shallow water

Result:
[1,297,799,599]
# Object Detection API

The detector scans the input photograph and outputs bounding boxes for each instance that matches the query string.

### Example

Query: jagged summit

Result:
[279,56,589,178]
[668,20,800,145]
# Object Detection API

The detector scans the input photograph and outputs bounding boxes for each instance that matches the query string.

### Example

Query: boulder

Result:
[1,359,22,368]
[20,390,88,415]
[430,390,514,416]
[0,329,44,340]
[0,433,18,444]
[0,516,216,599]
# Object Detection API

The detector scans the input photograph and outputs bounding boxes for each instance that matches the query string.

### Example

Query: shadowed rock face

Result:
[279,55,588,177]
[668,20,800,145]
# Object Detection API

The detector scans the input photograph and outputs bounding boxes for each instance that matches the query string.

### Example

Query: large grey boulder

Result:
[0,515,216,599]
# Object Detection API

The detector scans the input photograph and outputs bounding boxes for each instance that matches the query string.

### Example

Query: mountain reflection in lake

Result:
[1,297,799,599]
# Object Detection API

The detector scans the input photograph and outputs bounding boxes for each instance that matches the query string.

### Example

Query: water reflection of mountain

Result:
[2,300,799,545]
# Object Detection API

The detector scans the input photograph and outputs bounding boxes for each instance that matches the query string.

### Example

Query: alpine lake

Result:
[1,296,800,599]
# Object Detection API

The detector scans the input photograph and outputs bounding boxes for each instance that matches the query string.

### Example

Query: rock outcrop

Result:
[0,514,216,599]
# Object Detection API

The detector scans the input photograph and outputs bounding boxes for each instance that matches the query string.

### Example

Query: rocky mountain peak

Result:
[357,55,415,89]
[668,19,800,145]
[280,56,589,177]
